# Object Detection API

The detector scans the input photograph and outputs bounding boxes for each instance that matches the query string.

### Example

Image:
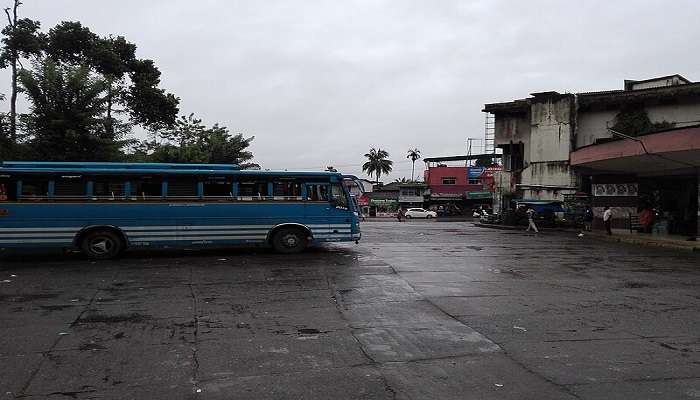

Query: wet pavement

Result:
[1,221,700,399]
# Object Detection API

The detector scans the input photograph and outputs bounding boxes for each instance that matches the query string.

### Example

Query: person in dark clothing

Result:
[583,206,593,232]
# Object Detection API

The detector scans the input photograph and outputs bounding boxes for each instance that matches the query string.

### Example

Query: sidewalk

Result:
[586,228,700,252]
[475,223,700,252]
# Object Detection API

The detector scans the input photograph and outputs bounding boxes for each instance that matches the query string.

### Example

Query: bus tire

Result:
[271,228,308,254]
[81,230,124,260]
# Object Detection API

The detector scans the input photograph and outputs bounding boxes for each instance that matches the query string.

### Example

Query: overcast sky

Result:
[6,0,700,181]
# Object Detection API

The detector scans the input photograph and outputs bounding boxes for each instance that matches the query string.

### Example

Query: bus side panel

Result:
[0,201,359,250]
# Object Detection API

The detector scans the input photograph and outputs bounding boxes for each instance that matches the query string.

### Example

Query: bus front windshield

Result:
[330,183,349,210]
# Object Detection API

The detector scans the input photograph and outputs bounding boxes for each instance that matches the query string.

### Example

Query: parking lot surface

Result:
[1,221,700,399]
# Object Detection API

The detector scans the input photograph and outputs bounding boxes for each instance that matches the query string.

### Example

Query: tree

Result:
[406,148,421,181]
[362,148,393,184]
[0,0,44,141]
[18,59,126,161]
[611,107,673,138]
[394,177,409,183]
[139,113,255,165]
[44,22,179,134]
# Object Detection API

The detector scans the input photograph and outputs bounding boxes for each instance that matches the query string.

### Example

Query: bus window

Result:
[21,179,49,199]
[130,177,162,200]
[54,176,87,198]
[239,181,268,200]
[167,177,198,199]
[0,177,16,201]
[203,178,232,199]
[273,180,302,200]
[330,183,349,209]
[93,176,126,200]
[306,184,328,201]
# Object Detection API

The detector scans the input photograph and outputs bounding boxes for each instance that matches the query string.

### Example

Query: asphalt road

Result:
[1,221,700,399]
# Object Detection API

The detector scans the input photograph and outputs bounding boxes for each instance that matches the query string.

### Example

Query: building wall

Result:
[491,170,513,214]
[630,76,685,90]
[519,95,577,201]
[529,96,574,162]
[646,102,700,127]
[576,109,618,148]
[576,101,700,148]
[494,113,531,158]
[424,166,468,186]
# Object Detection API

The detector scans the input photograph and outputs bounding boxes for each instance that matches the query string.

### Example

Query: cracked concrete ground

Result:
[1,221,699,399]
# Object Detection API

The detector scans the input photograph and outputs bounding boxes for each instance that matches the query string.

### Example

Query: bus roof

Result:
[0,161,241,170]
[0,161,343,177]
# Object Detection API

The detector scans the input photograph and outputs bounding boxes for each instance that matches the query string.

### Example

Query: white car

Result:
[404,208,437,219]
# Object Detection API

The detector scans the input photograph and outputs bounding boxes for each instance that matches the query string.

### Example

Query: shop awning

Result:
[571,126,700,175]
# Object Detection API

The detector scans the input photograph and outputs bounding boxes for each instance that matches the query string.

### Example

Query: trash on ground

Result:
[495,383,504,387]
[9,274,16,277]
[218,258,227,261]
[513,325,527,332]
[57,332,70,336]
[0,280,10,283]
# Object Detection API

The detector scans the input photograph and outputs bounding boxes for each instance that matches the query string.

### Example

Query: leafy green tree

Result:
[44,22,179,134]
[0,0,44,141]
[18,59,126,161]
[406,148,421,181]
[140,114,255,165]
[362,148,393,184]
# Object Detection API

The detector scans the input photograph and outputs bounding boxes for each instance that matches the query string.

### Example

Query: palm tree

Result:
[362,148,393,184]
[406,148,421,181]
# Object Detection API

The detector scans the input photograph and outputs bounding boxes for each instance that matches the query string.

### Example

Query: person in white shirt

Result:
[525,207,539,233]
[603,207,613,235]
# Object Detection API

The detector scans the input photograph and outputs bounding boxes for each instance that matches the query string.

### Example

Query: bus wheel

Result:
[272,228,308,254]
[81,230,124,260]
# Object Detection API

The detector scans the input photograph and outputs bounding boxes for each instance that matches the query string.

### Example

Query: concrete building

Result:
[484,74,700,237]
[423,155,497,214]
[398,183,428,209]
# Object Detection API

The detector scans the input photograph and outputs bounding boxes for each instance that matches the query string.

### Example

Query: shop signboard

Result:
[466,191,492,199]
[593,183,638,197]
[369,199,398,206]
[357,194,369,206]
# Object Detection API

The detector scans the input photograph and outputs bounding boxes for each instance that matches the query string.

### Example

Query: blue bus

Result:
[0,162,362,259]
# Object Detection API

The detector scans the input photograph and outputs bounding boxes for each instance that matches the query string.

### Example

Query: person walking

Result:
[603,206,613,235]
[397,208,404,222]
[583,206,593,232]
[525,207,539,233]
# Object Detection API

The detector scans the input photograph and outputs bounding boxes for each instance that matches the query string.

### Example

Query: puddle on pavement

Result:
[79,312,149,324]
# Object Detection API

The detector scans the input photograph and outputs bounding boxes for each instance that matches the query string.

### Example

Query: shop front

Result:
[369,198,399,217]
[571,127,700,239]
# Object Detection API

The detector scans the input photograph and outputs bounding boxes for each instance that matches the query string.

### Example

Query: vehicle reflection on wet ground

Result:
[1,222,699,399]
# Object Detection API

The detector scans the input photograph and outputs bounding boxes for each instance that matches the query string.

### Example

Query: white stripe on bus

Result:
[0,227,81,232]
[0,224,352,234]
[0,233,77,238]
[0,229,350,238]
[0,239,73,244]
[130,236,267,242]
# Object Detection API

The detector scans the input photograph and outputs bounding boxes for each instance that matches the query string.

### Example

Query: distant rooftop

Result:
[484,74,698,113]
